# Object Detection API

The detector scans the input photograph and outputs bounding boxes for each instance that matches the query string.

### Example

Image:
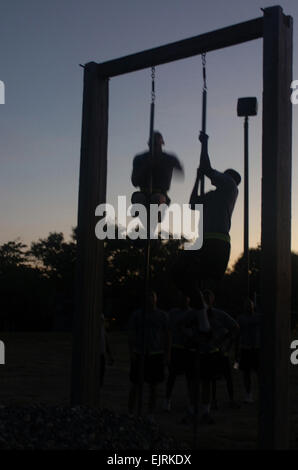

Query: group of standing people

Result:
[127,289,261,423]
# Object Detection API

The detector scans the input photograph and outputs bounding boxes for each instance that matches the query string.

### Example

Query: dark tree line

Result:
[0,231,297,331]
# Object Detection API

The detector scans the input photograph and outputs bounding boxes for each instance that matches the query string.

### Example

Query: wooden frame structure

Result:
[71,6,293,449]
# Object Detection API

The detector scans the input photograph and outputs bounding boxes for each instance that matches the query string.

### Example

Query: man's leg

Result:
[148,384,157,415]
[241,349,254,403]
[243,370,253,402]
[185,351,195,413]
[147,354,165,418]
[169,249,204,310]
[211,379,218,410]
[128,354,139,415]
[99,354,106,408]
[201,379,211,411]
[128,383,138,415]
[223,357,234,403]
[200,352,217,424]
[201,379,214,423]
[165,367,176,410]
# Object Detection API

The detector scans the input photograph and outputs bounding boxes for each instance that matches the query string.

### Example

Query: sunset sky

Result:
[1,0,297,267]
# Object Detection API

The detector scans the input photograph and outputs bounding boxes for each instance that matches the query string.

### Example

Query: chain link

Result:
[202,52,206,67]
[151,66,155,103]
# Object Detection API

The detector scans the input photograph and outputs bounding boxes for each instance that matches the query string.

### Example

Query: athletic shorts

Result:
[168,347,189,375]
[239,348,259,372]
[221,354,232,378]
[129,353,165,385]
[200,351,223,380]
[170,238,230,293]
[184,350,197,380]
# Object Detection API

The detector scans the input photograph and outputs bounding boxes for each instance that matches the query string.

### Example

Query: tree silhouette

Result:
[1,230,297,331]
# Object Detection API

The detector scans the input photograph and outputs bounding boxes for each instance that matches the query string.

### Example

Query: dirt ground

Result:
[0,331,297,450]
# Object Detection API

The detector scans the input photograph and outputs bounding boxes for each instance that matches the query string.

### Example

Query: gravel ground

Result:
[0,405,176,450]
[1,332,298,449]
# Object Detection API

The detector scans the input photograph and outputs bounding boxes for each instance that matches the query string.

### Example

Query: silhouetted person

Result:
[163,292,196,414]
[131,131,183,214]
[172,132,241,305]
[128,291,170,420]
[199,289,239,423]
[237,298,261,403]
[207,299,240,409]
[169,290,211,424]
[99,314,114,395]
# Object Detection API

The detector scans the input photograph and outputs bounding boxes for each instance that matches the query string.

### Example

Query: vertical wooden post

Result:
[71,63,108,406]
[259,6,292,448]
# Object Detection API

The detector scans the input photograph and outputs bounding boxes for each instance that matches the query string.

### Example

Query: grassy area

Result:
[0,331,297,449]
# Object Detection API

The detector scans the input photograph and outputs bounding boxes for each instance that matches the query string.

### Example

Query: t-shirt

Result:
[238,313,261,349]
[128,308,169,355]
[204,307,239,353]
[194,169,238,235]
[131,151,182,192]
[176,307,211,352]
[168,308,196,348]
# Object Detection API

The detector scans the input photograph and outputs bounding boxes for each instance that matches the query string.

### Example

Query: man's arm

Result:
[171,154,184,175]
[199,132,236,191]
[199,132,213,178]
[214,312,240,349]
[189,168,205,208]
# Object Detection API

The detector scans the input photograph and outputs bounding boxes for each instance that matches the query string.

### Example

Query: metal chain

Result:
[202,53,207,91]
[151,66,156,103]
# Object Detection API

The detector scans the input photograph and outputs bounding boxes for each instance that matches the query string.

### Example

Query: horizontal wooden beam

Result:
[96,17,263,77]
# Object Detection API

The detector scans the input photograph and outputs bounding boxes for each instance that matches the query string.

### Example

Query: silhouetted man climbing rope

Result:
[131,129,183,416]
[172,131,241,306]
[131,131,184,209]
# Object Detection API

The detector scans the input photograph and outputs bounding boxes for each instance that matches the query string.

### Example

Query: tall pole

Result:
[237,97,257,297]
[244,116,249,298]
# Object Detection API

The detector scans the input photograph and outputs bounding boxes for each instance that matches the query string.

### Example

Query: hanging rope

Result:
[192,53,208,448]
[137,66,156,416]
[149,66,156,169]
